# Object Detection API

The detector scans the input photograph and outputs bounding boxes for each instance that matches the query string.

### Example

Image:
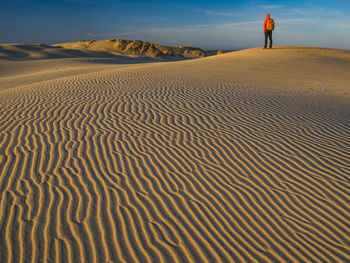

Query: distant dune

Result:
[53,39,209,58]
[0,45,349,262]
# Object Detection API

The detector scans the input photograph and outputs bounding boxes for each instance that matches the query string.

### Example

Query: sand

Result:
[0,44,349,262]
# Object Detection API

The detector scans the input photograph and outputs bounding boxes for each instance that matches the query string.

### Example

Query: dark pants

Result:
[264,30,272,48]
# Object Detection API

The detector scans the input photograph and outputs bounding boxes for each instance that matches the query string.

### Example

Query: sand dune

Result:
[0,43,166,91]
[0,46,349,262]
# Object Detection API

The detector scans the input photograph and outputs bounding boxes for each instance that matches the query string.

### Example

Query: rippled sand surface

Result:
[0,45,349,262]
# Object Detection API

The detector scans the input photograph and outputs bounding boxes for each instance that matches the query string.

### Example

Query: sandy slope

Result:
[0,44,164,91]
[0,45,349,262]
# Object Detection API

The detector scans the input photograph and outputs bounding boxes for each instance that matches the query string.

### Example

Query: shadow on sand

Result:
[0,44,186,65]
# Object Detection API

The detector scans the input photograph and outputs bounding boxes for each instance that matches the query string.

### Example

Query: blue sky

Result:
[1,0,350,50]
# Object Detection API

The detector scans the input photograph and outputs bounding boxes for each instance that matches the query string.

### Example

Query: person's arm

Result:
[263,20,267,31]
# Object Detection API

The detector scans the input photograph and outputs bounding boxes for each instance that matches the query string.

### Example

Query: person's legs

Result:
[264,31,268,48]
[269,31,273,48]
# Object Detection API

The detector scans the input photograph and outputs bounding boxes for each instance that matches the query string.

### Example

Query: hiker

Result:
[264,14,275,49]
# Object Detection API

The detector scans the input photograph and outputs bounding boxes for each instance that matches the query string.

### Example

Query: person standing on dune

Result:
[264,14,275,49]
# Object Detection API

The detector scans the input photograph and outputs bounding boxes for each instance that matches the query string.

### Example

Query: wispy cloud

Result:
[196,9,239,17]
[290,8,343,17]
[87,20,262,39]
[259,5,284,10]
[336,22,350,30]
[284,4,345,18]
[86,32,140,38]
[174,4,240,17]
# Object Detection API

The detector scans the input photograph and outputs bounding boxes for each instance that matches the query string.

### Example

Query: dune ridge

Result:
[0,47,349,262]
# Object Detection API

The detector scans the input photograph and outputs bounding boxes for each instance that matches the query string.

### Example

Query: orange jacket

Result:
[264,14,270,31]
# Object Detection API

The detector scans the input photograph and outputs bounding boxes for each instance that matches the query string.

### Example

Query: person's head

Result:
[266,14,270,20]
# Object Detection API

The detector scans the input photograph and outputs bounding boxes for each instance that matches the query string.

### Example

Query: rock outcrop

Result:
[53,39,206,58]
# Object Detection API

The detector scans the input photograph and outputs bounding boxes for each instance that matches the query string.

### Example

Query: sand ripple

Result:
[0,52,349,262]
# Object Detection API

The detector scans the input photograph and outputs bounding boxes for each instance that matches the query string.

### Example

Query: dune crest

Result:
[0,46,349,262]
